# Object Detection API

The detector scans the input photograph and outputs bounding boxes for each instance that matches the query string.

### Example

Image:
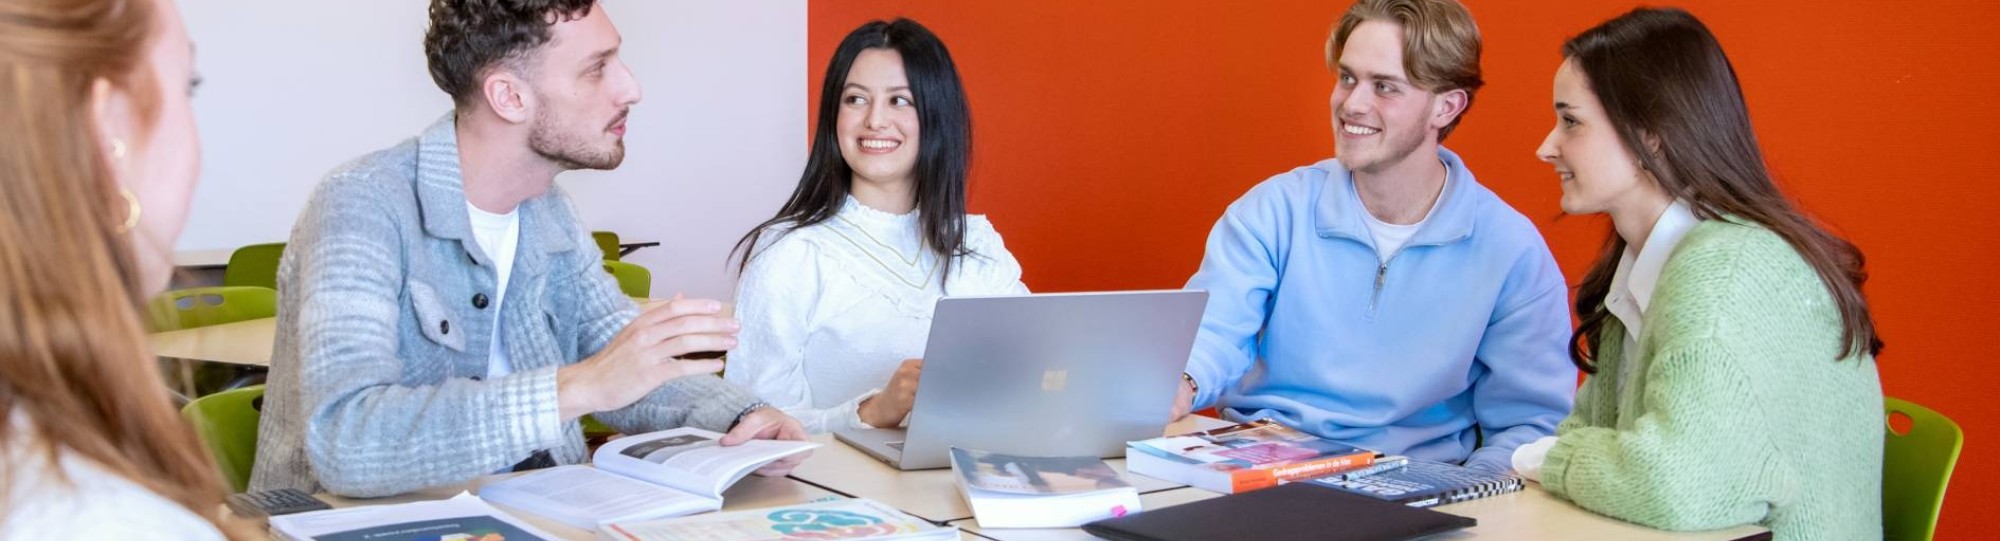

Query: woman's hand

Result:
[858,358,923,428]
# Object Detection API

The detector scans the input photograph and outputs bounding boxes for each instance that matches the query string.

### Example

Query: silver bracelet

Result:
[728,400,769,431]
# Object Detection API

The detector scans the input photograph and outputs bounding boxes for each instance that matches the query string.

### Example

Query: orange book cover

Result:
[1130,419,1379,494]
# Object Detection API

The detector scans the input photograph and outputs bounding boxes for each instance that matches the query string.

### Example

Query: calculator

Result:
[225,488,333,519]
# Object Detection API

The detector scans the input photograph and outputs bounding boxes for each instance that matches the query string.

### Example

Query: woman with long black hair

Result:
[725,19,1028,433]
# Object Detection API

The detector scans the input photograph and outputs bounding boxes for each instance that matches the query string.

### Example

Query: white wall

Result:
[178,0,806,299]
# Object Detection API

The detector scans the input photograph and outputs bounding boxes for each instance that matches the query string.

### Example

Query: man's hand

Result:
[1170,377,1196,421]
[858,358,922,428]
[720,407,810,477]
[556,295,735,421]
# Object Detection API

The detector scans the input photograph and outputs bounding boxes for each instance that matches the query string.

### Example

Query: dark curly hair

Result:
[424,0,597,107]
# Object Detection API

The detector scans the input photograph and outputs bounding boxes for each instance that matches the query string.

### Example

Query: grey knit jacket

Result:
[249,116,759,497]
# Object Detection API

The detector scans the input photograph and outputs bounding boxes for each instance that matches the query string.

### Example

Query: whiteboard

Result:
[178,0,807,298]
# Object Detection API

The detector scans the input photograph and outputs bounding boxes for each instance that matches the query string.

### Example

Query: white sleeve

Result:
[963,216,1030,295]
[1511,435,1561,482]
[724,236,874,433]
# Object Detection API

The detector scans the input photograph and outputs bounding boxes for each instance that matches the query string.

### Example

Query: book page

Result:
[1137,436,1236,463]
[592,427,819,498]
[478,466,718,530]
[270,492,561,541]
[602,499,954,541]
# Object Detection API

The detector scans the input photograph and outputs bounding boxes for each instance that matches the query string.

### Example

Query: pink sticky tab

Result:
[1111,505,1129,517]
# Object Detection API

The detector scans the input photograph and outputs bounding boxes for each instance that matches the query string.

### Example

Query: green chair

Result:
[604,260,651,298]
[181,385,264,493]
[149,286,276,397]
[1884,397,1963,541]
[222,242,286,290]
[581,414,618,440]
[592,231,621,262]
[147,286,277,332]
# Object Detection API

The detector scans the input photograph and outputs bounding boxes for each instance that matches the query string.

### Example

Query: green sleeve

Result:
[1559,322,1625,433]
[1542,341,1776,531]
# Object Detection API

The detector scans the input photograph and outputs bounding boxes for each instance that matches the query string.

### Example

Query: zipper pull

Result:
[1369,263,1388,315]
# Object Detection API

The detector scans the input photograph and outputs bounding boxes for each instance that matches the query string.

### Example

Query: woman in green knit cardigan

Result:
[1516,8,1886,540]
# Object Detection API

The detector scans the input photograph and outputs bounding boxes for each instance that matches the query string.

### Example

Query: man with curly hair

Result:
[252,0,809,497]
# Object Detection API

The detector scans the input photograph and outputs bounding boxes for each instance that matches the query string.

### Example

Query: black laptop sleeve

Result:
[1081,482,1476,541]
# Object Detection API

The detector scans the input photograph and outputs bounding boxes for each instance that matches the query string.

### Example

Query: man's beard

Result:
[530,106,626,170]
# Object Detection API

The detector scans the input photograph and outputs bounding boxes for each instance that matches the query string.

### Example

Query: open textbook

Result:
[600,498,956,541]
[479,427,819,530]
[269,492,560,541]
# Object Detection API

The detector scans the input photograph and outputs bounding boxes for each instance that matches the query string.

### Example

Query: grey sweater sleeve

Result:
[554,214,761,434]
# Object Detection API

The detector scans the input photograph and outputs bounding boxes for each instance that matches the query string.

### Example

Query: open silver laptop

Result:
[835,290,1207,470]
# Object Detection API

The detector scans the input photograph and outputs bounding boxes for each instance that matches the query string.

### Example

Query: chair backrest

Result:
[180,385,265,493]
[147,286,278,331]
[592,231,621,262]
[603,261,651,298]
[222,242,286,290]
[1884,396,1964,541]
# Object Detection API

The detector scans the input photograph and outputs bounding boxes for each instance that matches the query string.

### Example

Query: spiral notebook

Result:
[1306,459,1524,508]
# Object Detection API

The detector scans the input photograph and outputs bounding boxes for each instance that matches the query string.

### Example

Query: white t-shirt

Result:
[1358,173,1447,262]
[467,201,521,378]
[1,413,225,540]
[1362,213,1425,263]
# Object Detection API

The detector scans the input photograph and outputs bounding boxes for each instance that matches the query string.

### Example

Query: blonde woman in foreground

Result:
[0,0,248,538]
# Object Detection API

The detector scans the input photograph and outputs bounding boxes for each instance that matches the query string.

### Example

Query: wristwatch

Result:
[727,400,769,432]
[1181,372,1199,394]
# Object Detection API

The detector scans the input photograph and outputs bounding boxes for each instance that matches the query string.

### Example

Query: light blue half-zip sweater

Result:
[1184,148,1576,472]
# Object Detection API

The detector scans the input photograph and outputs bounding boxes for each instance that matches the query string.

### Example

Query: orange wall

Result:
[810,1,1999,537]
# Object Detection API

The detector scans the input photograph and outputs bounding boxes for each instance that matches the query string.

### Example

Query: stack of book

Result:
[948,447,1141,528]
[1125,419,1378,493]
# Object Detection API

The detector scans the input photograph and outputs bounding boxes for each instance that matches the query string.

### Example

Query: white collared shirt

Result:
[1513,200,1700,482]
[1604,200,1699,397]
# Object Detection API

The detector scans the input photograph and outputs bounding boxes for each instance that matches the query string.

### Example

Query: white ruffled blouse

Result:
[724,197,1030,432]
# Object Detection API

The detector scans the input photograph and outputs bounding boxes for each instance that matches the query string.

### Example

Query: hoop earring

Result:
[117,189,141,233]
